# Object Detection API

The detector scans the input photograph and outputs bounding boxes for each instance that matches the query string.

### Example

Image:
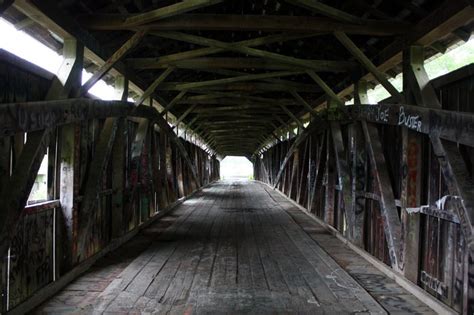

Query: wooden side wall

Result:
[0,50,220,312]
[254,65,474,314]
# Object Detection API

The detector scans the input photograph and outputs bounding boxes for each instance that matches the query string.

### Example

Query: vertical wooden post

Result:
[324,129,335,226]
[400,46,424,282]
[111,75,128,238]
[351,80,368,247]
[57,39,84,269]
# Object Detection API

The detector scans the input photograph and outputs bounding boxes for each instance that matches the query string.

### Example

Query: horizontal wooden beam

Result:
[157,82,319,92]
[174,71,305,90]
[4,99,470,149]
[284,0,364,24]
[152,31,356,74]
[347,104,474,147]
[81,14,410,36]
[332,1,474,107]
[127,57,356,72]
[180,100,298,108]
[184,92,301,105]
[123,0,223,27]
[129,33,315,71]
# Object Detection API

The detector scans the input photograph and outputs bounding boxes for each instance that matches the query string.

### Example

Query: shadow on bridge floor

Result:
[35,180,435,314]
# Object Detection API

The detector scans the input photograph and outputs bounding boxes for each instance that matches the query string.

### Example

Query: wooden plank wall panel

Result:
[0,52,53,314]
[255,64,474,313]
[8,208,55,310]
[0,51,220,313]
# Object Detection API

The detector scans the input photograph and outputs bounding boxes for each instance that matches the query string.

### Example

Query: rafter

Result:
[284,0,364,24]
[173,70,304,90]
[160,90,187,116]
[153,31,357,74]
[81,14,409,36]
[279,104,305,129]
[129,33,315,70]
[79,30,147,96]
[127,57,356,72]
[135,67,174,105]
[306,70,344,106]
[157,82,318,93]
[122,0,223,27]
[334,31,403,102]
[290,90,319,116]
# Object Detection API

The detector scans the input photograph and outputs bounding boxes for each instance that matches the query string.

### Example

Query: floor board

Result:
[35,180,435,314]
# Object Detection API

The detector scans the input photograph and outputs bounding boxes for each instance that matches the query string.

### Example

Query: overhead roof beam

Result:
[200,68,324,92]
[153,31,354,74]
[180,99,298,107]
[284,0,364,24]
[135,67,174,105]
[81,14,409,36]
[79,30,147,96]
[290,90,319,116]
[184,92,300,105]
[307,70,344,106]
[128,33,315,68]
[334,31,404,102]
[160,90,187,116]
[173,70,305,90]
[157,82,318,93]
[127,57,356,72]
[123,0,224,27]
[279,104,305,129]
[172,104,198,127]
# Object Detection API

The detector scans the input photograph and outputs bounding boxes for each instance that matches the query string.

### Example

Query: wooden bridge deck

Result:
[36,180,435,314]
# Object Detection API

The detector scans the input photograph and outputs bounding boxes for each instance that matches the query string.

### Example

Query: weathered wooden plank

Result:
[135,67,174,106]
[361,121,402,270]
[334,31,403,103]
[0,39,84,269]
[76,117,120,260]
[160,90,187,116]
[0,99,133,136]
[153,31,354,74]
[0,130,51,265]
[272,119,326,189]
[172,104,197,128]
[291,91,318,116]
[306,70,344,106]
[157,81,318,93]
[330,122,355,239]
[347,104,474,147]
[324,130,336,226]
[79,30,147,96]
[129,33,315,70]
[82,14,410,36]
[175,71,304,90]
[123,0,223,27]
[128,57,356,72]
[429,136,474,257]
[279,104,305,129]
[284,0,364,24]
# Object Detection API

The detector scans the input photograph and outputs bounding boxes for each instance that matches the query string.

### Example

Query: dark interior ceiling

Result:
[3,0,473,157]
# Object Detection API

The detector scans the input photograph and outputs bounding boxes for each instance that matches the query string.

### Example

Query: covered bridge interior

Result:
[0,0,474,314]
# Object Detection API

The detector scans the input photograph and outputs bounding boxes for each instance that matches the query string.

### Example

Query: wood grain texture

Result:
[35,180,435,314]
